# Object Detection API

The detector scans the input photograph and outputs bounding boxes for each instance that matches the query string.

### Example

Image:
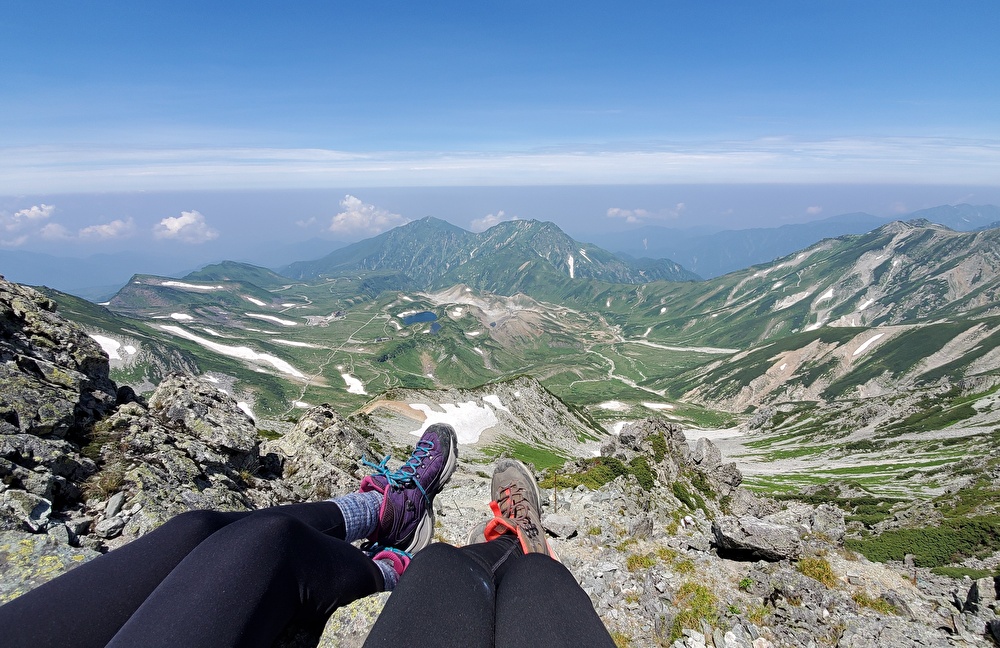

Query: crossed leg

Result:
[0,502,383,648]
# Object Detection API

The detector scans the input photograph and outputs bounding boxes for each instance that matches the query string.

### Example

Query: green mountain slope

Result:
[282,217,699,293]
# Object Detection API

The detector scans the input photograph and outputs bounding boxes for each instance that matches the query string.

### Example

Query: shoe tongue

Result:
[380,498,397,534]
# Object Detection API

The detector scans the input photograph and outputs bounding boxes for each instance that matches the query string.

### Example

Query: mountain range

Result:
[3,203,998,299]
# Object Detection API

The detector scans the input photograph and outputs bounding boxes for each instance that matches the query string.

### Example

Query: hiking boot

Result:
[465,519,489,545]
[483,458,554,556]
[360,423,458,553]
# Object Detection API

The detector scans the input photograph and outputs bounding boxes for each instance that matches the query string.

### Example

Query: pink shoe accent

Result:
[372,549,410,576]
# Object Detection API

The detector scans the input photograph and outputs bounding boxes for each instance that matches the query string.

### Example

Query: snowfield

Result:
[642,402,675,411]
[245,313,298,326]
[853,333,885,357]
[159,325,304,378]
[161,281,225,290]
[273,339,320,348]
[170,313,193,321]
[245,296,267,307]
[598,400,629,411]
[237,402,255,420]
[407,401,499,444]
[482,394,510,413]
[89,334,137,361]
[341,373,367,395]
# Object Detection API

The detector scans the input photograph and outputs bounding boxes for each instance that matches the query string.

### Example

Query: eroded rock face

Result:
[0,276,116,534]
[0,277,117,440]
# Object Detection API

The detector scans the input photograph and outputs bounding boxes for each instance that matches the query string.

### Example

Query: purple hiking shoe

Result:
[359,423,458,553]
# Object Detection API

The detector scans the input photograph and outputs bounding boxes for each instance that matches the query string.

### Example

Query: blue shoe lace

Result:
[360,438,435,504]
[362,543,414,560]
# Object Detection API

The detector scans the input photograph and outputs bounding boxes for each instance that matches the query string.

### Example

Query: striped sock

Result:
[374,558,400,591]
[329,490,383,542]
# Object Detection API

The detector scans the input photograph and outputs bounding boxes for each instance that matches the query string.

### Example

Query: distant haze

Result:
[4,185,1000,261]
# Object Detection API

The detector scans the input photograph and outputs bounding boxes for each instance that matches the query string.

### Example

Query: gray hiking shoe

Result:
[482,458,553,556]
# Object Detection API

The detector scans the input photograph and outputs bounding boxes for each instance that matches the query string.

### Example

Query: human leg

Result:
[363,542,500,648]
[105,510,384,648]
[0,508,243,648]
[494,553,616,647]
[0,422,459,648]
[484,458,614,646]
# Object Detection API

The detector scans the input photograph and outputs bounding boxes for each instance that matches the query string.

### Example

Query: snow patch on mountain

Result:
[161,281,225,291]
[408,401,499,444]
[89,334,137,361]
[273,339,320,348]
[852,333,885,357]
[341,374,366,395]
[159,325,304,378]
[245,313,298,326]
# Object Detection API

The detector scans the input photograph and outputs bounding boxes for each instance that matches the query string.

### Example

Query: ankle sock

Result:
[374,557,400,591]
[329,490,383,542]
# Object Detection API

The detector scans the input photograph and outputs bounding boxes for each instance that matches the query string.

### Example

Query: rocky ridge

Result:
[1,274,999,647]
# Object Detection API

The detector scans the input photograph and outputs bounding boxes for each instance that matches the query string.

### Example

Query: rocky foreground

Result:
[2,275,999,647]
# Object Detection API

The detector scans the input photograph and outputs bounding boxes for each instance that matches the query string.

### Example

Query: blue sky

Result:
[2,1,999,254]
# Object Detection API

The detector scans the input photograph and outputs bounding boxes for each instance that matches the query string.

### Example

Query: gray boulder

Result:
[712,515,803,561]
[0,530,100,604]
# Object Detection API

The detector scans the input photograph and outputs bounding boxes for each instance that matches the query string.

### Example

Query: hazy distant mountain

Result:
[602,212,886,279]
[282,217,699,294]
[233,237,348,269]
[905,204,1000,231]
[0,250,198,301]
[601,204,999,279]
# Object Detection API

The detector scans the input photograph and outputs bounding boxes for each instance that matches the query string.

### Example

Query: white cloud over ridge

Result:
[470,210,516,232]
[39,223,73,240]
[80,217,135,240]
[12,204,55,225]
[154,210,219,243]
[2,203,55,236]
[606,207,650,224]
[607,203,684,224]
[329,195,408,236]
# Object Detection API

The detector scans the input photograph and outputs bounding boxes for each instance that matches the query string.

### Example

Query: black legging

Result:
[0,503,383,648]
[366,539,617,648]
[0,503,614,647]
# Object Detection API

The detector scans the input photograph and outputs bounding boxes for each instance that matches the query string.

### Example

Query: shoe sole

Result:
[404,423,459,553]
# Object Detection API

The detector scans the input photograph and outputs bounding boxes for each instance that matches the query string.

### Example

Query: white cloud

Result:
[806,206,823,215]
[79,217,135,240]
[0,235,28,247]
[39,223,73,240]
[606,207,650,224]
[295,217,317,228]
[153,210,219,243]
[470,210,516,232]
[607,203,684,224]
[329,195,408,236]
[14,204,54,223]
[2,203,55,232]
